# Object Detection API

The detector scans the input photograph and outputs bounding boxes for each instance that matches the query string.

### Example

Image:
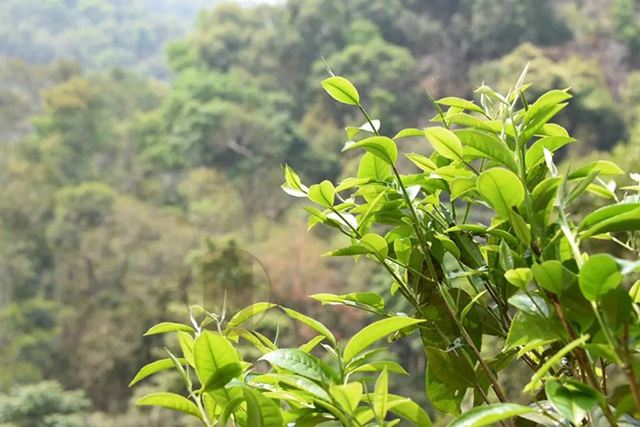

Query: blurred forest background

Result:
[2,0,640,425]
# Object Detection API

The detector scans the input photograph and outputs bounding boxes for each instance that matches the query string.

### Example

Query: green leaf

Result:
[136,393,202,420]
[505,312,560,351]
[508,292,550,317]
[521,89,572,140]
[436,97,484,114]
[298,336,326,353]
[424,127,464,162]
[568,160,624,180]
[226,302,276,329]
[346,120,380,139]
[449,403,534,427]
[343,317,424,362]
[220,397,244,427]
[178,331,195,367]
[532,261,565,294]
[358,152,392,181]
[526,136,575,171]
[424,347,475,389]
[330,382,362,413]
[360,233,388,259]
[504,268,532,289]
[144,322,195,336]
[393,128,424,139]
[524,334,590,392]
[282,164,308,197]
[251,373,330,401]
[477,168,525,219]
[281,307,336,346]
[579,254,622,301]
[630,280,640,303]
[193,331,239,387]
[384,395,433,426]
[260,349,331,382]
[308,180,335,208]
[545,380,598,424]
[450,177,476,200]
[350,361,408,375]
[579,205,640,239]
[203,362,243,391]
[425,365,463,415]
[344,136,398,165]
[321,76,359,105]
[373,368,389,420]
[130,358,187,387]
[310,292,384,313]
[406,153,437,172]
[456,129,518,172]
[243,387,284,427]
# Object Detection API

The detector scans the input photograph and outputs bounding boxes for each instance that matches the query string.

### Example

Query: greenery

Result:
[133,70,640,425]
[2,1,640,426]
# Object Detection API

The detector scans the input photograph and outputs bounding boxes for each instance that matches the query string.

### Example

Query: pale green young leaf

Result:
[424,127,464,162]
[524,335,590,392]
[405,153,437,172]
[343,317,424,362]
[449,403,534,427]
[129,358,187,387]
[344,136,398,165]
[358,152,392,181]
[456,129,518,172]
[260,349,331,382]
[477,168,525,218]
[350,361,409,375]
[504,268,533,289]
[545,380,598,425]
[373,368,389,420]
[393,128,424,139]
[308,180,335,208]
[321,76,359,105]
[281,307,336,346]
[436,97,485,114]
[251,373,330,401]
[136,393,202,420]
[568,160,624,180]
[193,331,239,386]
[143,322,195,336]
[226,302,276,329]
[330,382,363,413]
[243,387,284,427]
[360,233,388,259]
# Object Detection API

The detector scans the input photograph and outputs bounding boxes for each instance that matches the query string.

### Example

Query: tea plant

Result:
[133,68,640,426]
[131,303,430,426]
[282,68,640,425]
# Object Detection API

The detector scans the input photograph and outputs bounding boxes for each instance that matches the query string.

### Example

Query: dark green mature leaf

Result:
[579,254,622,301]
[424,347,475,389]
[243,387,284,427]
[425,365,464,415]
[261,349,331,382]
[193,331,239,387]
[505,312,560,351]
[456,129,518,172]
[343,317,424,362]
[281,307,336,346]
[321,76,359,105]
[449,403,534,427]
[545,380,598,424]
[532,261,565,294]
[130,358,187,386]
[344,136,398,165]
[424,127,464,162]
[203,362,243,391]
[137,393,202,420]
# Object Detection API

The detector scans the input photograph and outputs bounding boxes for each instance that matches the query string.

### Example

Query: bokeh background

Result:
[1,0,640,425]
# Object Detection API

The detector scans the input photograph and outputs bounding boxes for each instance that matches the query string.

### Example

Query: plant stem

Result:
[622,322,640,413]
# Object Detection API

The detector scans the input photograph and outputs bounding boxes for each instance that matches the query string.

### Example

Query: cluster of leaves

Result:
[131,303,430,426]
[280,70,640,425]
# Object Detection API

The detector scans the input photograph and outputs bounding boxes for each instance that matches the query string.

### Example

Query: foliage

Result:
[132,304,431,426]
[0,381,90,427]
[279,72,640,424]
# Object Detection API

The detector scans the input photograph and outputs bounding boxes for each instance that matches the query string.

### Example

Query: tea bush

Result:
[132,68,640,426]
